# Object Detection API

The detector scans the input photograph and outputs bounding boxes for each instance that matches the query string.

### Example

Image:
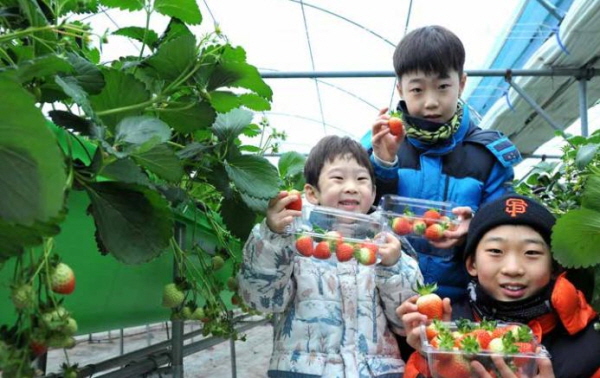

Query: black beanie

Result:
[463,194,556,261]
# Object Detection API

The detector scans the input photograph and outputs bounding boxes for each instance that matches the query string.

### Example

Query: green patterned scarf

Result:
[399,101,464,144]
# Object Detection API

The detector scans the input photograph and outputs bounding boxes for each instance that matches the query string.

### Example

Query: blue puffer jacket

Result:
[369,105,521,300]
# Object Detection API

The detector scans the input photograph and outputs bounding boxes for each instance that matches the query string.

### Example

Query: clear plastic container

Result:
[419,320,550,378]
[287,204,385,264]
[378,195,459,241]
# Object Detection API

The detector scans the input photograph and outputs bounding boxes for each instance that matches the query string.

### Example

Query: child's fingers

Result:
[442,297,452,321]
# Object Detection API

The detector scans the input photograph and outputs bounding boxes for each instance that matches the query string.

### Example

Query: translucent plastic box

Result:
[419,320,550,378]
[378,195,459,241]
[287,204,385,264]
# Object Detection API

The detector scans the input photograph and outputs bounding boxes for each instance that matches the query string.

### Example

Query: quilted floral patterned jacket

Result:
[238,220,423,378]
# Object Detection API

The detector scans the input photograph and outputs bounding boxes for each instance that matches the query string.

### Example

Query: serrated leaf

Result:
[238,93,271,111]
[278,151,306,178]
[145,34,196,81]
[48,110,94,136]
[0,75,66,225]
[159,98,216,134]
[582,175,600,212]
[89,68,151,131]
[65,52,105,94]
[85,182,173,264]
[99,0,144,11]
[12,54,73,83]
[212,108,253,141]
[220,193,258,240]
[552,208,600,268]
[99,158,151,186]
[209,90,240,113]
[55,75,95,116]
[176,142,213,160]
[113,27,159,48]
[115,116,171,148]
[575,143,599,170]
[132,143,184,182]
[154,0,202,25]
[224,155,279,200]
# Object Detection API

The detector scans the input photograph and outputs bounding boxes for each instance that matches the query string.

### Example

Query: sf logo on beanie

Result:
[505,198,528,218]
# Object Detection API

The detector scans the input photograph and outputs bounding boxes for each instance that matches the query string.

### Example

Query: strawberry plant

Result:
[0,0,295,374]
[516,129,600,311]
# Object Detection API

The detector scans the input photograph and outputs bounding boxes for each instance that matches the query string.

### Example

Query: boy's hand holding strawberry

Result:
[375,232,401,266]
[266,190,303,234]
[429,206,473,249]
[396,290,452,353]
[371,107,403,164]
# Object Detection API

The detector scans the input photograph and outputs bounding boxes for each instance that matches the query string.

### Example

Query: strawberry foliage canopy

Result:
[0,0,307,369]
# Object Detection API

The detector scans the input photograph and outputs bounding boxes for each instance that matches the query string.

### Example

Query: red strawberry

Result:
[336,242,356,262]
[468,329,492,349]
[285,189,302,211]
[514,341,535,367]
[422,209,441,226]
[359,241,379,254]
[434,355,471,378]
[50,263,75,295]
[424,223,445,241]
[295,235,314,257]
[388,116,404,136]
[415,282,443,320]
[313,241,332,259]
[30,340,48,357]
[354,247,377,265]
[412,220,427,236]
[391,216,412,235]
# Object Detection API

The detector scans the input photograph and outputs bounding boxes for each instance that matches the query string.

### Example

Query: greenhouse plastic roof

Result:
[87,0,599,172]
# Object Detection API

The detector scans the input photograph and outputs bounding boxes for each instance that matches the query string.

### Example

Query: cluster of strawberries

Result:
[390,208,457,241]
[294,230,379,265]
[423,319,538,378]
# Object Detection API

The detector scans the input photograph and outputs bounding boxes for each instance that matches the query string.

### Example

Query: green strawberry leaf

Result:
[0,75,66,225]
[145,34,197,81]
[158,98,216,134]
[212,108,253,141]
[575,143,600,170]
[154,0,202,25]
[552,208,600,268]
[224,154,279,201]
[89,68,151,131]
[132,143,184,183]
[99,0,144,11]
[114,116,172,149]
[221,193,258,240]
[13,54,73,83]
[112,27,159,48]
[582,175,600,212]
[85,182,173,264]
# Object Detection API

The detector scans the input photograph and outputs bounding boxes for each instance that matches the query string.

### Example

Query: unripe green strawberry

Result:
[62,317,78,335]
[226,276,239,291]
[181,306,193,319]
[191,307,206,321]
[51,263,76,295]
[212,256,225,270]
[11,283,35,309]
[162,283,185,308]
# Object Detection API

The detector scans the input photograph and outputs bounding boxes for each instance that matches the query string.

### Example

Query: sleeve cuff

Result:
[373,152,398,167]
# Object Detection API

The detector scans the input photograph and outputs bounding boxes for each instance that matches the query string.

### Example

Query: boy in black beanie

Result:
[397,194,600,378]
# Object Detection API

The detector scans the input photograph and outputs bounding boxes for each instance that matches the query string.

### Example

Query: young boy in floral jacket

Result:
[238,135,423,378]
[398,193,600,378]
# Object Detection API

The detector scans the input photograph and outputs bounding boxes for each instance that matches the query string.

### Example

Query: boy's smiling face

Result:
[466,224,553,302]
[397,69,466,124]
[305,154,375,214]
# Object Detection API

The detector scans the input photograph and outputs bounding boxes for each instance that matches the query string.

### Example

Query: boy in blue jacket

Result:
[368,25,522,301]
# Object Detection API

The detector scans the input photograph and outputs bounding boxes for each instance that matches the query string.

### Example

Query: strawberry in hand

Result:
[285,189,302,211]
[388,116,404,137]
[415,282,443,320]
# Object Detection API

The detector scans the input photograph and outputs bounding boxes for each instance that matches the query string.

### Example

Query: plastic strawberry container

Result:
[377,195,459,241]
[287,204,385,264]
[419,320,550,378]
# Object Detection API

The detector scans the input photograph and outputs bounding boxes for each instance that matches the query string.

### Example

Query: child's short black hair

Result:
[304,135,375,189]
[392,25,465,79]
